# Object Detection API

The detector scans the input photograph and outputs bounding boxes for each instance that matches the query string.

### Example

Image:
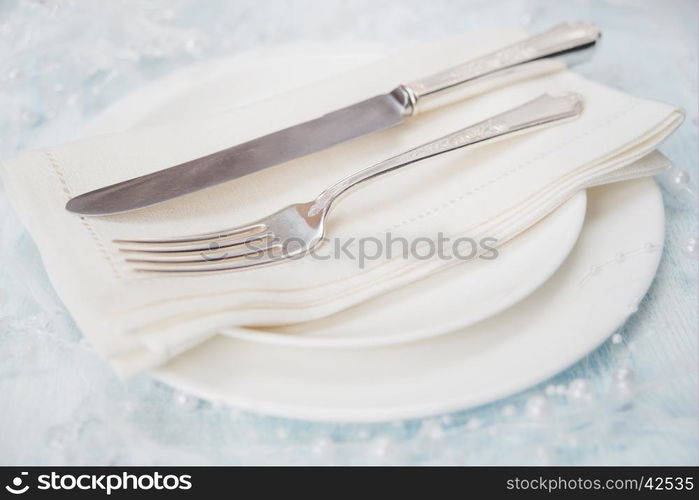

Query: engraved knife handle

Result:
[315,93,583,212]
[396,22,600,115]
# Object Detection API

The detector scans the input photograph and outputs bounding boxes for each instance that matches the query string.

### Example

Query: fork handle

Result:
[396,22,599,115]
[312,93,583,214]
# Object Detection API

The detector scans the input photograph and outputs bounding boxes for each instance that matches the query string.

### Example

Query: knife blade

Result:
[66,21,600,216]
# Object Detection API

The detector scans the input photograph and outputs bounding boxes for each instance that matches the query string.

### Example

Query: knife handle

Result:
[397,22,600,116]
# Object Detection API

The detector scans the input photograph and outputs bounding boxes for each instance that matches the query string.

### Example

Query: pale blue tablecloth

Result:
[0,0,696,464]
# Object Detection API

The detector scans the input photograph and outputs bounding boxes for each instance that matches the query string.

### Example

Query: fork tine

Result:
[124,236,276,264]
[113,222,267,245]
[115,228,271,254]
[131,247,286,274]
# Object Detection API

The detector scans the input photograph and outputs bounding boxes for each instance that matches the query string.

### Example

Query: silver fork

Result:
[115,93,583,274]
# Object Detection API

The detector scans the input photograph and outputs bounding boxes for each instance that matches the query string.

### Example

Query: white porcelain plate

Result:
[84,48,586,349]
[224,194,585,348]
[86,48,664,421]
[152,177,663,422]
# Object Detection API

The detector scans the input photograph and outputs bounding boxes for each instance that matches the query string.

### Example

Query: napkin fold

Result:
[1,28,683,375]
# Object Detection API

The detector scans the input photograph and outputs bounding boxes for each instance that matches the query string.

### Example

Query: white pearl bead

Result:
[466,417,481,430]
[173,392,197,410]
[567,378,594,403]
[569,378,588,392]
[525,395,551,418]
[668,170,690,191]
[545,385,557,396]
[612,367,635,402]
[184,37,202,54]
[682,237,698,259]
[6,67,21,80]
[370,436,394,458]
[615,366,634,383]
[311,437,332,456]
[422,421,445,441]
[611,333,623,344]
[613,378,635,398]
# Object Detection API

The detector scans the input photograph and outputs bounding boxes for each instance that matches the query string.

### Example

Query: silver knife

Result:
[66,21,600,216]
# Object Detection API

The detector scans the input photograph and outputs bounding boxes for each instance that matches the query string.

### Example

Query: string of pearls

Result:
[666,169,698,259]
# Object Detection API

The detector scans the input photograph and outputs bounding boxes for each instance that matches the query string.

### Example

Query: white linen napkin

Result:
[1,28,683,375]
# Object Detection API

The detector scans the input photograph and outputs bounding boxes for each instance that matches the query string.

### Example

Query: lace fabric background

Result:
[0,0,697,464]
